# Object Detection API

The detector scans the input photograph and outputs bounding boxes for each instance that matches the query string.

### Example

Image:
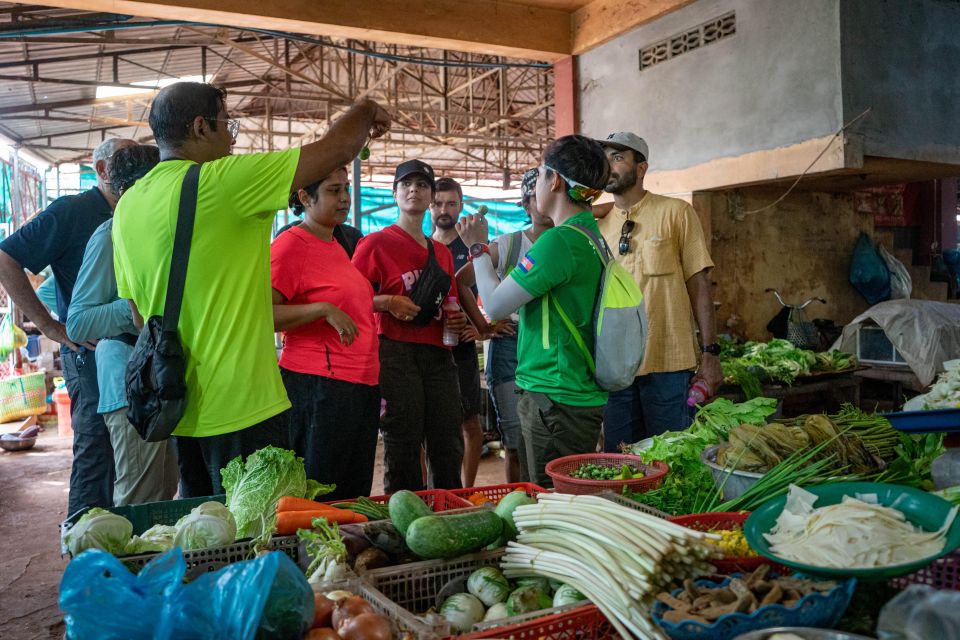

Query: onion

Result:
[325,590,354,602]
[338,613,392,640]
[332,595,375,630]
[305,628,341,640]
[313,593,336,628]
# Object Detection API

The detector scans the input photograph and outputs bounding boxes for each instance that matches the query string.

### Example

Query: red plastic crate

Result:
[460,604,615,639]
[891,549,960,590]
[668,511,785,575]
[324,488,471,512]
[450,482,550,505]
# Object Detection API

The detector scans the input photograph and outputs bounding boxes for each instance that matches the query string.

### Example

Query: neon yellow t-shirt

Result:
[113,149,301,437]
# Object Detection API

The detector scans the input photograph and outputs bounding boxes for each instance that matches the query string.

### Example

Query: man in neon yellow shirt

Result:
[113,82,390,495]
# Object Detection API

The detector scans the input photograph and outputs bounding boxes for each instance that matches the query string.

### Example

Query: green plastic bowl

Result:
[743,481,960,579]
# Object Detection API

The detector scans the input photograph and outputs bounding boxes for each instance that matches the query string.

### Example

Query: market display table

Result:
[853,363,926,411]
[719,371,861,416]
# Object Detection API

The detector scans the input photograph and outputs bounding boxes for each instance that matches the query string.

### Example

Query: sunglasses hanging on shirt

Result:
[619,219,636,256]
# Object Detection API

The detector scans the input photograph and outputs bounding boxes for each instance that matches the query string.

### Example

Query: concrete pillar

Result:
[553,56,577,137]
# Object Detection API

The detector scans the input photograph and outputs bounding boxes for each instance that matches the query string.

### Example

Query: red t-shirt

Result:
[271,226,379,386]
[351,224,458,348]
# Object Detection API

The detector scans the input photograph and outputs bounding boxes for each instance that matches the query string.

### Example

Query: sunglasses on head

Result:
[619,220,636,256]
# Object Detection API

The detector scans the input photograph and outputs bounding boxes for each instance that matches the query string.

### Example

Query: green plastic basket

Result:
[60,495,226,554]
[744,482,960,580]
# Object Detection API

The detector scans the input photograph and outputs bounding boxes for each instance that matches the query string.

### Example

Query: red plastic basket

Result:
[324,489,471,513]
[460,603,615,639]
[450,482,550,506]
[890,548,960,590]
[545,454,668,495]
[668,512,786,575]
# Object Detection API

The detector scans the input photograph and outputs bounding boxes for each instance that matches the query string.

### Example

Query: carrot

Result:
[275,509,368,535]
[277,496,334,513]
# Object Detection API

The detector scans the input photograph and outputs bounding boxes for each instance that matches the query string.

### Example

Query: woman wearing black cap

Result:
[352,159,468,492]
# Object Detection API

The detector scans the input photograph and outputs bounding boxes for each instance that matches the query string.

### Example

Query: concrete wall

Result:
[840,0,960,165]
[706,188,874,341]
[577,0,843,173]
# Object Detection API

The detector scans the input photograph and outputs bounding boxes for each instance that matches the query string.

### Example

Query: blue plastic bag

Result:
[60,548,186,639]
[849,232,891,304]
[60,548,314,640]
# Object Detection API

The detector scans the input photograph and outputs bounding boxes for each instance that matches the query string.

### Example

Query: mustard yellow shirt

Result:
[597,192,714,375]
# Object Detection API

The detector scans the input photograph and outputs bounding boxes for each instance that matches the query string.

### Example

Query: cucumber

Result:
[494,491,536,544]
[388,490,433,535]
[405,511,504,559]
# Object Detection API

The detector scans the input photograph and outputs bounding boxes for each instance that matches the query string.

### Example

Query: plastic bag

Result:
[878,244,913,300]
[0,314,27,359]
[878,584,960,640]
[60,548,186,639]
[159,549,314,640]
[60,548,314,640]
[849,232,891,304]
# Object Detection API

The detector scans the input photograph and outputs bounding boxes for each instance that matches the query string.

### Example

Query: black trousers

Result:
[378,337,464,492]
[174,412,288,497]
[281,368,380,501]
[62,348,114,516]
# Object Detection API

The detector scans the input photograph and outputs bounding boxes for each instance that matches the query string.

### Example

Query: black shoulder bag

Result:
[406,239,451,326]
[125,164,200,442]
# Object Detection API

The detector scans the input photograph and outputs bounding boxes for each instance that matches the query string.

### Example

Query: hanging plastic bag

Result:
[60,548,314,640]
[0,314,27,359]
[878,244,913,300]
[60,548,186,639]
[849,232,891,304]
[157,549,314,640]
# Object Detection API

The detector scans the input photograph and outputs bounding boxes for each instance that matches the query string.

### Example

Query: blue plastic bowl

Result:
[651,573,857,640]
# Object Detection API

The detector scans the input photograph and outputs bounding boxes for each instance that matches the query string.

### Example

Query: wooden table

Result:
[719,371,862,417]
[853,364,925,411]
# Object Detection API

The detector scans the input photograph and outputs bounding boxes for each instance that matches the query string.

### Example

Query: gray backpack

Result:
[549,224,648,391]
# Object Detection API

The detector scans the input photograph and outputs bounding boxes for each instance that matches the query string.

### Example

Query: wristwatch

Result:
[468,243,490,262]
[702,343,721,356]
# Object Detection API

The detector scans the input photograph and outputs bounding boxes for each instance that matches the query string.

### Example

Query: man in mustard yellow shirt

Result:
[594,132,722,451]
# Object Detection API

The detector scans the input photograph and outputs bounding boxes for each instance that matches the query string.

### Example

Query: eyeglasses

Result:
[205,118,240,139]
[619,219,636,256]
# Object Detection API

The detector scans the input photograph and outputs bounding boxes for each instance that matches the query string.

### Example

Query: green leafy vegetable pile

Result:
[625,397,779,515]
[720,337,857,398]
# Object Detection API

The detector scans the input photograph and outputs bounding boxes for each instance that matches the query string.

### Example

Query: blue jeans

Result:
[602,371,694,453]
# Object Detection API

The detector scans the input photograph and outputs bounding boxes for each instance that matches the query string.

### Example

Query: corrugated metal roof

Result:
[0,3,553,180]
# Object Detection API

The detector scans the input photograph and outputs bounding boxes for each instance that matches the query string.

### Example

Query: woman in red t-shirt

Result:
[352,160,468,492]
[271,167,380,500]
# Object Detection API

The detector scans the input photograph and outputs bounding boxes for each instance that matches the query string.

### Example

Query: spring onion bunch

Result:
[501,493,717,639]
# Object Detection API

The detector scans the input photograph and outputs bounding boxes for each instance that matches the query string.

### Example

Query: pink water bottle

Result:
[687,380,710,407]
[442,297,460,346]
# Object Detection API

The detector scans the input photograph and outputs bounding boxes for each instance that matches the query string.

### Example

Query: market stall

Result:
[54,372,960,640]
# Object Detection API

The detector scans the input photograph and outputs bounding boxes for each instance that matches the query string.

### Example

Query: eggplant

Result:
[362,520,409,556]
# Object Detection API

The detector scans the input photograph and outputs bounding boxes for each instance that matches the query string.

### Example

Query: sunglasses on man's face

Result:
[618,220,636,256]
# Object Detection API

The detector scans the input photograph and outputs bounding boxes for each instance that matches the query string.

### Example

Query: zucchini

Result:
[494,490,536,545]
[405,511,503,559]
[388,490,433,535]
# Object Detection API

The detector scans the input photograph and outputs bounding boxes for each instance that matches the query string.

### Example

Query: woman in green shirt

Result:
[457,135,611,486]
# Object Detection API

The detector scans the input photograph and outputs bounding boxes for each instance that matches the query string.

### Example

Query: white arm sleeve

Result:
[473,253,535,320]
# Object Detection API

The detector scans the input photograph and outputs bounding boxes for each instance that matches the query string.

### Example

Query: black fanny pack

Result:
[406,239,451,326]
[125,164,199,442]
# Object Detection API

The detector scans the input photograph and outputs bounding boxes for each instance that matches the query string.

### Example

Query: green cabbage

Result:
[124,524,178,554]
[173,501,237,550]
[64,508,133,556]
[221,447,333,540]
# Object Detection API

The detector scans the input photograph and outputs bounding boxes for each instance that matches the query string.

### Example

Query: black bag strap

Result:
[161,164,200,333]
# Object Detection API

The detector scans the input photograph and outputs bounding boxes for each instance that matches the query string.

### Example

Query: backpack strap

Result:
[505,230,524,271]
[548,293,596,373]
[545,222,612,374]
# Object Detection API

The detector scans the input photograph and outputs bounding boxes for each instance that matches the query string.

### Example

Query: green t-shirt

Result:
[113,148,301,437]
[509,211,607,407]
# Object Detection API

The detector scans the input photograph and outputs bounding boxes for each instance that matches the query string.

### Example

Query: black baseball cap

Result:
[394,159,436,190]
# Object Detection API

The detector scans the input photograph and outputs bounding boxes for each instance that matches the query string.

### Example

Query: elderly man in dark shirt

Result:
[0,137,136,515]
